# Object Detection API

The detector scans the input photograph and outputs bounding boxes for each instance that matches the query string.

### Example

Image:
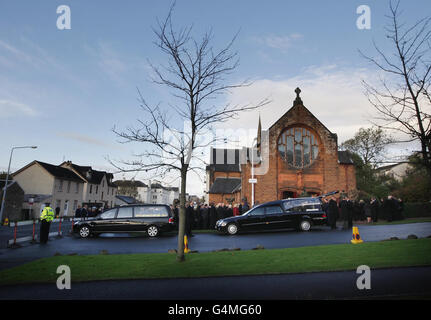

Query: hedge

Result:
[403,202,431,218]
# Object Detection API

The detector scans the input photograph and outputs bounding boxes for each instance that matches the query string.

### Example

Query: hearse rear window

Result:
[134,206,169,217]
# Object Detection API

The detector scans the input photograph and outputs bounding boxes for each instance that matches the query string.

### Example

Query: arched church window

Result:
[278,127,319,168]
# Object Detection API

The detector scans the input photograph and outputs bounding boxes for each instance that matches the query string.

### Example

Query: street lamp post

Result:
[0,146,37,222]
[251,138,257,207]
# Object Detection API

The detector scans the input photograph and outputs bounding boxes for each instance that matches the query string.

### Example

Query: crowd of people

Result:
[74,205,104,218]
[322,194,405,230]
[170,201,250,236]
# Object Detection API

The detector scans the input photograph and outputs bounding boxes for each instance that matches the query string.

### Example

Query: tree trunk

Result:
[176,166,188,262]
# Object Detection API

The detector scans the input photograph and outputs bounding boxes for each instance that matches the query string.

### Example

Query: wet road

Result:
[1,222,431,270]
[1,266,430,300]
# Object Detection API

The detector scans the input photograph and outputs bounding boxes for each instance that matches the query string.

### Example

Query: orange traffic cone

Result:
[351,226,364,244]
[184,235,190,253]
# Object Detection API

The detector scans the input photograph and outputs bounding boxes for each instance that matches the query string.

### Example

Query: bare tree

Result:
[340,127,393,167]
[110,4,268,262]
[360,0,431,174]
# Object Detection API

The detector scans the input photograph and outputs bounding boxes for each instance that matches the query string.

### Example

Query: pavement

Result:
[1,266,430,300]
[1,222,431,271]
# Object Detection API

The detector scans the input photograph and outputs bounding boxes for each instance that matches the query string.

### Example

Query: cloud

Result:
[0,100,37,118]
[217,65,379,145]
[56,132,125,150]
[251,33,303,52]
[84,42,131,87]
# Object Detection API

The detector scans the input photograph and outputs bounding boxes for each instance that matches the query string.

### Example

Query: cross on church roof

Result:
[294,87,303,105]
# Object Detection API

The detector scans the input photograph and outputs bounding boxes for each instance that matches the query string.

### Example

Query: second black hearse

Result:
[216,195,334,235]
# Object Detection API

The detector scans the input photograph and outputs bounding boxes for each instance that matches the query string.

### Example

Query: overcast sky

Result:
[0,0,428,196]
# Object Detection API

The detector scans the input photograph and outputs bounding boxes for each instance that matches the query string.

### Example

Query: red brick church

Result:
[205,87,357,204]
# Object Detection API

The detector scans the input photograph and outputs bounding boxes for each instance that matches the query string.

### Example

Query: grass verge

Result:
[1,238,430,286]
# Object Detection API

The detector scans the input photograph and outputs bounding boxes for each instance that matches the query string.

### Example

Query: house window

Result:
[73,200,78,211]
[75,182,79,193]
[96,186,98,194]
[67,181,71,193]
[58,180,63,192]
[90,185,93,194]
[278,127,319,168]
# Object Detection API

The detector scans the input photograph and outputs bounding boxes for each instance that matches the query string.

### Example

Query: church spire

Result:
[257,113,262,149]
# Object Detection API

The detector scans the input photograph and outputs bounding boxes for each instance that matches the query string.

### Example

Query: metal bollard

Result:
[58,217,62,237]
[13,221,17,246]
[32,219,36,242]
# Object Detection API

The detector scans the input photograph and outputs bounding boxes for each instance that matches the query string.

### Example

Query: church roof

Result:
[268,88,336,140]
[208,178,241,194]
[338,151,355,164]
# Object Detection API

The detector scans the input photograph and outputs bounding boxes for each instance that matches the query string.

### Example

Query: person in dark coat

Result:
[322,198,329,216]
[242,200,250,213]
[226,204,233,218]
[185,202,195,237]
[327,197,339,230]
[393,198,405,221]
[339,197,353,230]
[383,195,398,222]
[370,197,379,222]
[195,204,202,229]
[238,203,243,215]
[172,205,179,230]
[364,199,372,223]
[216,203,224,221]
[209,203,217,229]
[75,205,82,218]
[201,204,209,230]
[81,205,88,220]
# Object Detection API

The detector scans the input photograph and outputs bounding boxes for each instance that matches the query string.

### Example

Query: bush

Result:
[403,202,431,218]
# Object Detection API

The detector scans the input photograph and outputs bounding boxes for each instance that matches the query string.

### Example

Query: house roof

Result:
[375,162,409,172]
[0,180,20,192]
[115,195,139,204]
[208,178,242,194]
[61,162,117,187]
[338,151,355,165]
[33,161,85,182]
[113,180,148,188]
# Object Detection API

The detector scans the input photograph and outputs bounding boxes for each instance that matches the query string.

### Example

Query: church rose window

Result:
[278,127,319,168]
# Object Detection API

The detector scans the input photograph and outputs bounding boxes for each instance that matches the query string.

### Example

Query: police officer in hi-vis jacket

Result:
[40,202,54,244]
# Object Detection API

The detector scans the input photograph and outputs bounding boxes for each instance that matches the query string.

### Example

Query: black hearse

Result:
[73,204,175,238]
[215,194,336,235]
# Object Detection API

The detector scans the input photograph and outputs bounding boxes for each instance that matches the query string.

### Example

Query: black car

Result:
[215,197,327,235]
[73,204,175,238]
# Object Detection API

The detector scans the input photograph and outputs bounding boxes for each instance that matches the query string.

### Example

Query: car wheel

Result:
[79,225,91,238]
[227,223,238,235]
[299,220,311,232]
[147,225,159,237]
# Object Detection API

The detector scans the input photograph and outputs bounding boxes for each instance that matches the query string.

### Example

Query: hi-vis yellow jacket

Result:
[40,206,54,222]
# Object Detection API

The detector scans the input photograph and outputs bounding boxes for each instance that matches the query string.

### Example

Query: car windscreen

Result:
[100,208,116,219]
[134,206,170,218]
[246,206,265,216]
[283,198,322,212]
